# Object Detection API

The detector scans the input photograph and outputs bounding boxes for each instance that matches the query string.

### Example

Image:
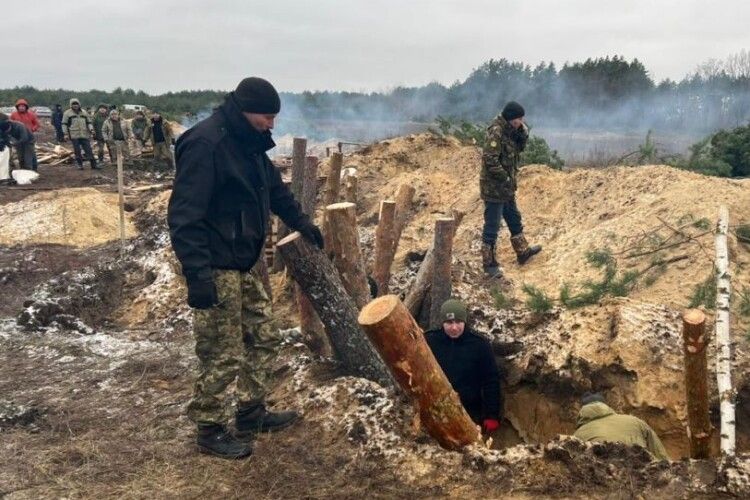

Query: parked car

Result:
[32,106,52,118]
[0,106,15,115]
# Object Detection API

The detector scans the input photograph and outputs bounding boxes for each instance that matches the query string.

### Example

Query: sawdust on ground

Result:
[0,187,136,247]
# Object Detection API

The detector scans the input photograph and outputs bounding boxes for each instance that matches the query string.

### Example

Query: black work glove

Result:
[186,277,218,309]
[299,223,324,249]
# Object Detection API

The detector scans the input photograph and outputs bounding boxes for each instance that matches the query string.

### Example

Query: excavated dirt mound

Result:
[0,187,136,248]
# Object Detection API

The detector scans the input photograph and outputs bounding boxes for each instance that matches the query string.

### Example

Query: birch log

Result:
[715,205,735,456]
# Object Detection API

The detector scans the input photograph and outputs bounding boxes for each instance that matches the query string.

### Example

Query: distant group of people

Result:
[0,98,175,178]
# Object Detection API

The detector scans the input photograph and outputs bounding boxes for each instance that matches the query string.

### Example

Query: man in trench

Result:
[168,77,324,459]
[425,299,502,434]
[480,101,542,278]
[573,393,670,461]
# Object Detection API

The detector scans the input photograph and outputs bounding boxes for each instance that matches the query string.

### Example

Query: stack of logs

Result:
[273,137,478,450]
[36,143,75,165]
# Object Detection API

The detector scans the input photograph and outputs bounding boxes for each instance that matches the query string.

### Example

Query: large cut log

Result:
[394,183,416,236]
[682,309,711,459]
[358,295,481,450]
[403,210,465,317]
[297,156,329,356]
[373,200,397,295]
[715,205,735,456]
[326,202,371,309]
[277,232,392,386]
[272,137,307,272]
[428,218,455,329]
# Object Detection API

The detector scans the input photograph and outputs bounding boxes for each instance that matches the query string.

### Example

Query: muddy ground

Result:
[1,134,750,498]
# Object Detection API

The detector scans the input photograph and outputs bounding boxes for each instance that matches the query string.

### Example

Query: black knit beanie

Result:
[501,101,525,121]
[0,113,9,132]
[234,77,281,114]
[581,392,605,406]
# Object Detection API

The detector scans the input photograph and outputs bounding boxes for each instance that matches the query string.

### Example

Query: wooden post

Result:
[324,152,343,206]
[404,210,465,317]
[116,143,126,258]
[326,202,371,309]
[682,309,711,459]
[297,156,329,356]
[373,200,397,295]
[277,232,392,387]
[344,174,358,205]
[428,218,455,329]
[358,295,481,450]
[394,183,416,235]
[272,137,307,272]
[715,205,735,456]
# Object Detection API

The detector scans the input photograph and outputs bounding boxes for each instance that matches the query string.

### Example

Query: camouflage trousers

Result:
[153,142,172,166]
[187,268,282,425]
[107,140,130,163]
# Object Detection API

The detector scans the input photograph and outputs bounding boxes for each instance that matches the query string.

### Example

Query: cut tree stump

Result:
[358,295,481,450]
[373,200,397,295]
[682,309,711,459]
[394,183,416,236]
[272,137,307,272]
[324,152,343,206]
[326,202,371,309]
[715,205,735,456]
[428,218,455,329]
[277,232,392,387]
[403,210,465,318]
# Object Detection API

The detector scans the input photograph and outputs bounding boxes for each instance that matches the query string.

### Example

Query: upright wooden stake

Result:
[404,210,465,317]
[344,174,358,205]
[358,296,481,450]
[324,152,343,206]
[394,183,416,235]
[276,232,392,387]
[297,156,329,356]
[272,137,307,272]
[682,309,711,459]
[326,202,371,309]
[116,143,126,258]
[428,218,455,329]
[373,200,397,295]
[715,205,735,456]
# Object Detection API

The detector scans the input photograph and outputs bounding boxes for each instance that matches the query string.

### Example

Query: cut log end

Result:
[277,231,300,247]
[358,295,401,326]
[327,201,356,211]
[683,309,707,325]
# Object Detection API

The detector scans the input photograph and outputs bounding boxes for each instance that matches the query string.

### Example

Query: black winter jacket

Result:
[425,327,502,423]
[167,94,311,281]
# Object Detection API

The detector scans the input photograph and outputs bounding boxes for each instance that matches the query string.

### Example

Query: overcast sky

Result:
[5,1,749,94]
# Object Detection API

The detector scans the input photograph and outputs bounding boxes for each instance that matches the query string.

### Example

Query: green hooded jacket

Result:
[480,115,529,203]
[573,402,670,461]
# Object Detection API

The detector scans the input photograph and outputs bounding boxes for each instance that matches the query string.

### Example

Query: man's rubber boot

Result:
[91,160,101,170]
[482,242,503,278]
[76,162,84,171]
[235,402,299,438]
[511,233,542,265]
[196,423,253,459]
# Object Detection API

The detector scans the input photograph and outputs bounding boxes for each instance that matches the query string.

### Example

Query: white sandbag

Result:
[11,169,40,185]
[0,148,9,180]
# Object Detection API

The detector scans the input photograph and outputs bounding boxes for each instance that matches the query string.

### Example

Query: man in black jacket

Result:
[168,77,324,459]
[425,299,502,434]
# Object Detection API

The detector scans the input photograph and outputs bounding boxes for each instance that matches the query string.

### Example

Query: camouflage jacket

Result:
[92,113,109,141]
[130,117,148,138]
[480,115,528,203]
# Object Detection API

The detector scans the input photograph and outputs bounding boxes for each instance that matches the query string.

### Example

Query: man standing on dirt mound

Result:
[480,101,542,278]
[168,77,324,459]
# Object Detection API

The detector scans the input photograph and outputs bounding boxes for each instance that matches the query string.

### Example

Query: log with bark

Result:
[325,202,371,309]
[272,137,307,272]
[428,218,455,329]
[358,295,481,450]
[682,308,711,459]
[372,200,397,295]
[276,232,392,386]
[715,205,735,456]
[344,174,358,205]
[403,210,465,318]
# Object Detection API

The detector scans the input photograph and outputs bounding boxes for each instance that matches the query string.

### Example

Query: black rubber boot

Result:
[76,162,84,171]
[196,423,253,459]
[236,402,299,438]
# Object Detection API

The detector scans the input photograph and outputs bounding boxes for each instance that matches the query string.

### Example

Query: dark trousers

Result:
[482,199,524,245]
[71,138,97,167]
[14,141,38,171]
[54,126,65,142]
